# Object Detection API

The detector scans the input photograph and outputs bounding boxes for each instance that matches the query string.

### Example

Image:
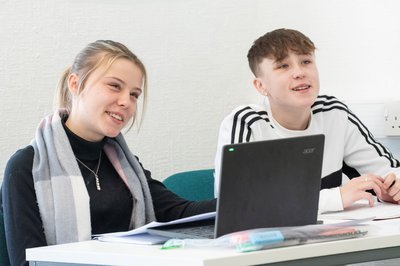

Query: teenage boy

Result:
[214,28,400,213]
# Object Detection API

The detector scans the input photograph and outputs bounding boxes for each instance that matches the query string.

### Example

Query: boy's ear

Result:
[67,73,79,95]
[253,78,268,96]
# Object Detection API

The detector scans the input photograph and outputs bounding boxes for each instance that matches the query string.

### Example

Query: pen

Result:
[378,180,396,203]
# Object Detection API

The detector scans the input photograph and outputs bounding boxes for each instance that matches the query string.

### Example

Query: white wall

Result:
[1,0,400,182]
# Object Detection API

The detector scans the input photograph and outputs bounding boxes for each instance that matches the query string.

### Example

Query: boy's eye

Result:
[302,59,312,64]
[278,63,289,69]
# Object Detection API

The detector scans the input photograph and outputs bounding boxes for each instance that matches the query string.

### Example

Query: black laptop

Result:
[148,134,325,239]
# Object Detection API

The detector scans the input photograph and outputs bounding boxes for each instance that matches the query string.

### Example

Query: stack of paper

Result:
[95,212,216,245]
[319,199,400,220]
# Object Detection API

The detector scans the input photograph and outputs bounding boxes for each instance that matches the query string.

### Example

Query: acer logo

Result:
[303,148,315,154]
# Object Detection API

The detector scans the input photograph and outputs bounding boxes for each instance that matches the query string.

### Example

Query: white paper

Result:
[97,233,169,245]
[319,199,400,220]
[94,212,216,244]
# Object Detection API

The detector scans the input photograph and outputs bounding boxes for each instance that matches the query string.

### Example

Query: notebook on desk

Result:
[148,134,325,239]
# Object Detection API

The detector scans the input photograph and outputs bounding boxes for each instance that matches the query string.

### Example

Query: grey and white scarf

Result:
[31,110,155,245]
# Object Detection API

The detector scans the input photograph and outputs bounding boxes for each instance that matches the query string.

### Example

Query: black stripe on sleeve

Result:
[230,107,270,144]
[231,107,252,144]
[312,96,400,168]
[348,112,400,168]
[246,111,269,142]
[238,111,257,143]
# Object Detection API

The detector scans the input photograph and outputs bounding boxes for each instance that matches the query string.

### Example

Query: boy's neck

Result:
[270,106,311,130]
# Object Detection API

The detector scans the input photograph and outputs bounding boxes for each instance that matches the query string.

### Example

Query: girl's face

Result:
[66,58,143,142]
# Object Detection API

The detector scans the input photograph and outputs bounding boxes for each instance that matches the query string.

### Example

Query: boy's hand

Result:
[379,173,400,203]
[340,174,384,209]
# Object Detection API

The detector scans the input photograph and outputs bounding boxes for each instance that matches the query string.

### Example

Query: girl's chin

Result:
[104,129,122,138]
[103,123,127,137]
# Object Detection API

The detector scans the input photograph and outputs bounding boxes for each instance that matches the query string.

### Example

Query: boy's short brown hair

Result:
[247,28,316,76]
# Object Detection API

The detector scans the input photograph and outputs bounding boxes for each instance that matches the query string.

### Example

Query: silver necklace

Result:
[76,151,102,191]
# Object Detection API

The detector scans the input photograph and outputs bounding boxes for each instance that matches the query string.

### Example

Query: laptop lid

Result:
[215,134,324,237]
[147,134,324,239]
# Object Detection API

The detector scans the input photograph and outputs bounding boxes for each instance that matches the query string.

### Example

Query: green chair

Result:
[163,169,215,201]
[0,211,10,266]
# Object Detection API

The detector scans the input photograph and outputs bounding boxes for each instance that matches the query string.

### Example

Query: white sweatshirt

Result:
[214,95,400,213]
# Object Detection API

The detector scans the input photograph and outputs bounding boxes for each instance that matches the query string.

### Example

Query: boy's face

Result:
[254,51,319,113]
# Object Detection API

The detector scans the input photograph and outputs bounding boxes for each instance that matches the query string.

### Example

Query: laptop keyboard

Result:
[147,219,216,239]
[166,224,215,239]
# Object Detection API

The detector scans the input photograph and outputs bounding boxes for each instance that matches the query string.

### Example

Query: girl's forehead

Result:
[88,59,139,79]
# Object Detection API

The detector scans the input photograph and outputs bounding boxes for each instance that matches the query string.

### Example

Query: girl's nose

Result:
[118,92,131,108]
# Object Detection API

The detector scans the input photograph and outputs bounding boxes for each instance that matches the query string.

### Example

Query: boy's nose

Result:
[292,65,305,79]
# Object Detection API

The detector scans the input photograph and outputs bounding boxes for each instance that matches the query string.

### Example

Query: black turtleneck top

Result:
[1,122,216,266]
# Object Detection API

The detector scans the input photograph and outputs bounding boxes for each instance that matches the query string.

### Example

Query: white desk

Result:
[27,220,400,266]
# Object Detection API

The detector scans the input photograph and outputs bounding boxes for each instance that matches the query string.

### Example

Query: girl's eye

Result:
[130,92,140,99]
[110,83,120,90]
[278,63,289,69]
[303,60,312,65]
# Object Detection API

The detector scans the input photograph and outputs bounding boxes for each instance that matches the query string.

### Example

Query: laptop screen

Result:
[215,134,324,237]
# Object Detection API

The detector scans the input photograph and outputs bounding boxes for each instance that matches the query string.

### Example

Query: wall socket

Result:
[384,102,400,136]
